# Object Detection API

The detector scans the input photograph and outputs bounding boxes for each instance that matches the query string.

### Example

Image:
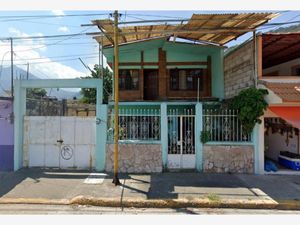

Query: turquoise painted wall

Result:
[103,38,225,100]
[211,50,224,99]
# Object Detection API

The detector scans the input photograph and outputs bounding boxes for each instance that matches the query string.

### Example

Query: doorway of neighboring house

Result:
[264,117,300,174]
[144,69,158,100]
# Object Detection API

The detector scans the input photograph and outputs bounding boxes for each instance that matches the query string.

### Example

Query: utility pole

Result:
[112,10,121,186]
[26,63,29,80]
[10,38,13,97]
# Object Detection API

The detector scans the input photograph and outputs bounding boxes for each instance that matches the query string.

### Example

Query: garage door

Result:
[23,116,96,169]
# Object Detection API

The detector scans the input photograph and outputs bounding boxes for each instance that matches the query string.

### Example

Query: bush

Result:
[231,87,268,134]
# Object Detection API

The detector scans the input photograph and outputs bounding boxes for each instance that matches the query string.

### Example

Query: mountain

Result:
[269,24,300,33]
[0,66,82,99]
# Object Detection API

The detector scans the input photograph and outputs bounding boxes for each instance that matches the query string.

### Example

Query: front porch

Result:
[102,101,258,174]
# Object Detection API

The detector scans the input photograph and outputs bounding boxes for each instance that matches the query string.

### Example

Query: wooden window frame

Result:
[119,69,140,90]
[169,68,205,91]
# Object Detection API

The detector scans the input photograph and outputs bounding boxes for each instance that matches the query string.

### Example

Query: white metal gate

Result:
[167,108,195,169]
[23,116,96,169]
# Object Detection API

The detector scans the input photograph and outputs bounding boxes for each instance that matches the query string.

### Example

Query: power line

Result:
[0,13,109,22]
[3,52,99,62]
[15,20,83,28]
[0,29,93,40]
[13,56,98,66]
[11,27,93,52]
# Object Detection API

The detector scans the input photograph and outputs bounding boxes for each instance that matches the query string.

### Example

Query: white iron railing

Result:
[107,107,161,141]
[202,109,251,142]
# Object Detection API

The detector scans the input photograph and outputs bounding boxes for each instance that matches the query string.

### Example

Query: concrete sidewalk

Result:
[0,169,300,209]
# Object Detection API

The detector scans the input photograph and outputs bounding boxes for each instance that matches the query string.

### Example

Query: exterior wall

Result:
[224,40,255,99]
[0,98,14,171]
[105,39,224,101]
[263,57,300,76]
[106,143,162,173]
[203,145,254,173]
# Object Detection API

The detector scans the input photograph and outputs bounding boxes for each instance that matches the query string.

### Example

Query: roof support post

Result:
[253,30,257,88]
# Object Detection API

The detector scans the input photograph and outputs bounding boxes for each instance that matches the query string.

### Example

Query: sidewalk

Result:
[0,169,300,209]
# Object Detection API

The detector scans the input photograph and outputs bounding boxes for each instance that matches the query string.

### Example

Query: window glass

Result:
[119,69,139,90]
[170,69,204,91]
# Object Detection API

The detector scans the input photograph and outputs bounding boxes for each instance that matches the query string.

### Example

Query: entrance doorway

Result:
[167,108,195,169]
[144,69,158,100]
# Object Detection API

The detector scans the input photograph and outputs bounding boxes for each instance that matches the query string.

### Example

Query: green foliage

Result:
[80,64,113,104]
[26,88,47,99]
[200,130,211,143]
[231,87,268,134]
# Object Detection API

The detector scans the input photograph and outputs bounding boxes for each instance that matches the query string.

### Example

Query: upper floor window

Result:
[170,68,205,91]
[119,69,139,90]
[294,67,300,76]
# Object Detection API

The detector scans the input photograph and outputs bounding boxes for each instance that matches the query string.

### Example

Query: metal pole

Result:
[10,38,13,97]
[112,10,120,186]
[26,63,29,80]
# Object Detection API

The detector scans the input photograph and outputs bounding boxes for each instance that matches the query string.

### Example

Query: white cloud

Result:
[1,27,88,80]
[58,26,70,33]
[8,27,47,52]
[51,10,65,16]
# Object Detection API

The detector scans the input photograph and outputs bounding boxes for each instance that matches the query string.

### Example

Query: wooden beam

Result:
[117,61,208,66]
[207,56,212,97]
[148,25,153,38]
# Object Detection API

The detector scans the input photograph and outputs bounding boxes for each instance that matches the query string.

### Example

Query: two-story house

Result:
[90,13,277,174]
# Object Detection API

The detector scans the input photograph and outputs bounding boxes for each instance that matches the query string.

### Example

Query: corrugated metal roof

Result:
[92,13,278,47]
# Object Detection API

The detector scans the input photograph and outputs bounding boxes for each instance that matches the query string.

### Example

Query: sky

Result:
[0,10,300,80]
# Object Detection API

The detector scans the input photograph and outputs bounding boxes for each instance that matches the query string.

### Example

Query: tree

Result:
[80,64,113,104]
[26,88,47,99]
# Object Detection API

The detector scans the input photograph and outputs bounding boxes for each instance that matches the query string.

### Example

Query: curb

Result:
[276,200,300,210]
[0,198,69,205]
[70,196,278,209]
[0,196,278,210]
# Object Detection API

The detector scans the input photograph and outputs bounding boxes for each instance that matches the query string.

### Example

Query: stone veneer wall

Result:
[106,143,162,173]
[224,40,255,99]
[203,145,254,173]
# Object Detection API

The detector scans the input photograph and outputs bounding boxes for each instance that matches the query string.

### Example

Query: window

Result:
[295,67,300,76]
[169,69,204,91]
[119,69,139,90]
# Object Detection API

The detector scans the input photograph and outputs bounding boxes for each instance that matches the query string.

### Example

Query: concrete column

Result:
[96,104,107,171]
[253,117,265,174]
[160,103,168,169]
[195,102,203,172]
[13,80,26,171]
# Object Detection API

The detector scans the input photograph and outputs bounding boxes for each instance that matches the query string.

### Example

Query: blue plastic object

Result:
[278,155,300,171]
[264,159,278,172]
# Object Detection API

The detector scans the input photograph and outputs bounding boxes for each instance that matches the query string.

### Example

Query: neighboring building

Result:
[224,32,300,174]
[0,97,14,171]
